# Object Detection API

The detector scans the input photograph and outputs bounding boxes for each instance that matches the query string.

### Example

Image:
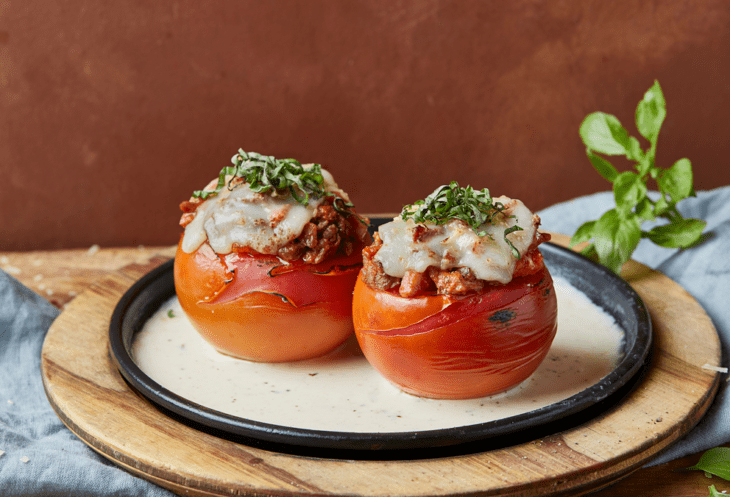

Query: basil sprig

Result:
[570,81,707,274]
[192,150,353,212]
[401,182,523,258]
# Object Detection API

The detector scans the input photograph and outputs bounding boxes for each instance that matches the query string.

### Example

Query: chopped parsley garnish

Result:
[192,150,354,213]
[401,181,523,258]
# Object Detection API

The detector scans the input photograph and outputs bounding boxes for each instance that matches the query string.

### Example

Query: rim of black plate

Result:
[108,224,652,460]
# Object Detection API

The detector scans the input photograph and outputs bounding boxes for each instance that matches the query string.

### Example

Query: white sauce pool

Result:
[132,277,624,433]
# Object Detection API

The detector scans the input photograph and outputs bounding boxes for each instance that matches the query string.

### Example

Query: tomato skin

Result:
[352,263,558,399]
[174,238,361,362]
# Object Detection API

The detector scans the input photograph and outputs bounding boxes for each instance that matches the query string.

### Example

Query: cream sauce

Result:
[132,277,624,433]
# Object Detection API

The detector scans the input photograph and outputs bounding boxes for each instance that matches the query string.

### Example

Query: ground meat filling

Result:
[276,199,371,264]
[361,231,550,298]
[179,197,203,229]
[360,234,399,290]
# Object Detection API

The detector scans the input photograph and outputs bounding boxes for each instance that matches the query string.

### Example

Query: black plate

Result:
[109,219,652,459]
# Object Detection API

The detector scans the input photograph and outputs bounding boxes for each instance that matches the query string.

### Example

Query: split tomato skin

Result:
[174,238,361,362]
[352,263,558,399]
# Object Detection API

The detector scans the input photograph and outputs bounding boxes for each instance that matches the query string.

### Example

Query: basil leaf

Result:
[635,197,655,221]
[654,194,670,216]
[627,136,645,163]
[686,447,730,480]
[586,150,619,182]
[708,485,723,497]
[579,112,631,156]
[636,157,653,177]
[659,158,694,202]
[570,220,596,247]
[189,150,357,216]
[401,182,521,241]
[635,80,666,142]
[504,225,524,259]
[580,242,598,261]
[613,171,647,213]
[646,218,707,248]
[593,209,641,274]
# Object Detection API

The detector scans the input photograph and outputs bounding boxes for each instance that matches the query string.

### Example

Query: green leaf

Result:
[635,80,666,142]
[635,157,653,177]
[613,171,647,213]
[190,150,357,218]
[580,112,631,156]
[708,485,723,497]
[659,158,694,202]
[570,220,596,247]
[635,197,655,221]
[627,136,645,163]
[580,242,598,262]
[586,150,619,182]
[593,209,642,274]
[401,182,523,245]
[687,447,730,480]
[646,219,707,248]
[654,194,670,216]
[504,225,524,259]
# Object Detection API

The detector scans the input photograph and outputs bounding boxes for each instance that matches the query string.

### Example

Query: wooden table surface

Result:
[1,243,727,497]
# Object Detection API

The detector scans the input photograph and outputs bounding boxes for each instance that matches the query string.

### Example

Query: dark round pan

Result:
[109,218,652,459]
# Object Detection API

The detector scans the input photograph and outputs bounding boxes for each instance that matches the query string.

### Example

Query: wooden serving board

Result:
[40,235,721,497]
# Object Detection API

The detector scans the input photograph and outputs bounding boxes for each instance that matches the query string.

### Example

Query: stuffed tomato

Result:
[353,182,557,399]
[174,150,370,363]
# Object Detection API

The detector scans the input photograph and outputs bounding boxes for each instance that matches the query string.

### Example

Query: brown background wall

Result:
[2,0,729,250]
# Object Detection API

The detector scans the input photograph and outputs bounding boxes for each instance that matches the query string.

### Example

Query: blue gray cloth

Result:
[0,187,728,495]
[0,268,175,495]
[539,185,730,465]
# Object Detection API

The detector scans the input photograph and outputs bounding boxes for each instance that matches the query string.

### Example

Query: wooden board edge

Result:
[38,240,724,497]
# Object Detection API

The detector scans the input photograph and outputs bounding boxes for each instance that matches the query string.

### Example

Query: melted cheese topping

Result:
[374,196,538,284]
[181,168,350,255]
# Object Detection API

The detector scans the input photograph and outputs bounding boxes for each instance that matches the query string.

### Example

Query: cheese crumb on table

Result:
[702,363,729,373]
[20,456,29,463]
[4,265,21,275]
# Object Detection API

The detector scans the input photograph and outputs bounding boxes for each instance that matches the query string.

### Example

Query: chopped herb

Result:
[401,181,523,258]
[192,150,354,214]
[167,309,175,318]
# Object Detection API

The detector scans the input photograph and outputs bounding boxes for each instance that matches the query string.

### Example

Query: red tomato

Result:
[352,255,558,399]
[174,238,363,362]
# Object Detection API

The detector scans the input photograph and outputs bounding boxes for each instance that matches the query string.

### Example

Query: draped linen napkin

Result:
[0,186,728,495]
[538,185,730,465]
[0,268,174,496]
